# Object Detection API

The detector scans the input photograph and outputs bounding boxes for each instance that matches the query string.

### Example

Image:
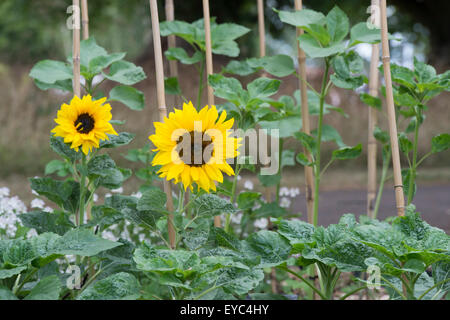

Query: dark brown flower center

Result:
[74,113,95,134]
[176,131,213,167]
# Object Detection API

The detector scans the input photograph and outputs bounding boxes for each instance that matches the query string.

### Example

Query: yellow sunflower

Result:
[149,101,240,192]
[51,94,118,155]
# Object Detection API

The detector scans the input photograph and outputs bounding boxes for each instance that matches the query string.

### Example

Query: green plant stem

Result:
[340,285,368,300]
[407,112,420,204]
[312,61,330,227]
[373,149,391,219]
[380,275,407,300]
[196,56,205,109]
[417,278,450,300]
[194,284,220,300]
[177,186,185,215]
[275,138,284,204]
[225,163,241,233]
[78,154,88,227]
[279,266,327,300]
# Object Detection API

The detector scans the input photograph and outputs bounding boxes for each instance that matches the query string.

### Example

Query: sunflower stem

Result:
[78,154,88,227]
[225,163,241,233]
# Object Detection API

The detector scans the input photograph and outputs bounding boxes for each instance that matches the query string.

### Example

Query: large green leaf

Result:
[109,85,145,111]
[299,34,345,58]
[20,210,74,236]
[165,47,203,65]
[29,177,80,213]
[242,231,291,268]
[326,6,349,43]
[332,144,362,160]
[103,61,146,85]
[24,275,61,300]
[192,194,236,217]
[247,55,295,77]
[78,272,140,300]
[29,60,72,84]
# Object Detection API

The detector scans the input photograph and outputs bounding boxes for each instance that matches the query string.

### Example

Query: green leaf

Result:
[208,74,244,105]
[277,8,326,29]
[109,85,145,110]
[326,6,349,43]
[78,272,140,300]
[24,275,61,300]
[54,228,122,256]
[29,60,72,84]
[193,194,236,217]
[164,77,182,95]
[103,61,146,85]
[237,192,261,210]
[298,34,346,58]
[29,177,79,213]
[2,239,37,266]
[414,57,437,84]
[312,124,346,148]
[274,219,315,252]
[79,37,108,69]
[137,187,167,212]
[259,116,301,138]
[165,47,203,65]
[247,77,281,99]
[50,136,81,161]
[257,172,281,187]
[20,210,74,236]
[254,202,288,218]
[398,133,413,154]
[247,55,296,77]
[34,79,72,92]
[0,286,17,300]
[349,22,382,46]
[45,159,71,177]
[294,132,317,155]
[211,227,241,251]
[89,52,126,74]
[360,93,382,110]
[242,230,291,268]
[390,64,416,89]
[373,126,389,144]
[87,154,128,189]
[199,268,264,295]
[431,133,450,153]
[296,152,313,166]
[99,132,135,149]
[332,144,362,160]
[223,60,258,76]
[0,266,27,280]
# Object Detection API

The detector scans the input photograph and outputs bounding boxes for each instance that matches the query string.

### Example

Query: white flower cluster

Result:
[0,187,27,238]
[278,187,300,209]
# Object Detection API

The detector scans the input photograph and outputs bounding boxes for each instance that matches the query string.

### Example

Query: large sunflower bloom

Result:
[149,102,240,192]
[51,94,118,155]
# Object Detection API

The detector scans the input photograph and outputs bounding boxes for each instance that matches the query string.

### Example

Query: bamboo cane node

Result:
[382,56,391,61]
[393,184,403,189]
[82,19,89,24]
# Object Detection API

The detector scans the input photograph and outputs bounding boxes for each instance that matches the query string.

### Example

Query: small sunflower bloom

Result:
[51,94,118,155]
[149,101,241,193]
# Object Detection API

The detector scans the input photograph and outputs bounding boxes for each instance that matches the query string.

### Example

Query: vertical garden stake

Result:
[81,0,89,40]
[203,0,221,228]
[367,0,380,218]
[380,0,405,216]
[149,0,177,247]
[295,0,314,224]
[73,0,81,99]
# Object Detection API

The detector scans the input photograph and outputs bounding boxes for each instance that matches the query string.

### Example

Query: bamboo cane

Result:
[257,0,266,58]
[81,0,89,40]
[73,0,81,98]
[295,0,314,224]
[165,0,179,108]
[367,0,380,218]
[380,0,405,216]
[149,0,177,247]
[202,0,221,228]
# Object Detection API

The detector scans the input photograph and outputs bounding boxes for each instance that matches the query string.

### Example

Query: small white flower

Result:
[237,175,242,181]
[31,190,39,196]
[131,191,143,199]
[43,206,53,213]
[111,187,123,194]
[280,197,291,208]
[279,187,289,197]
[289,188,300,197]
[243,180,254,190]
[93,193,99,202]
[230,212,243,224]
[31,198,45,209]
[138,234,146,242]
[105,193,112,198]
[254,218,268,229]
[0,187,10,198]
[102,231,117,241]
